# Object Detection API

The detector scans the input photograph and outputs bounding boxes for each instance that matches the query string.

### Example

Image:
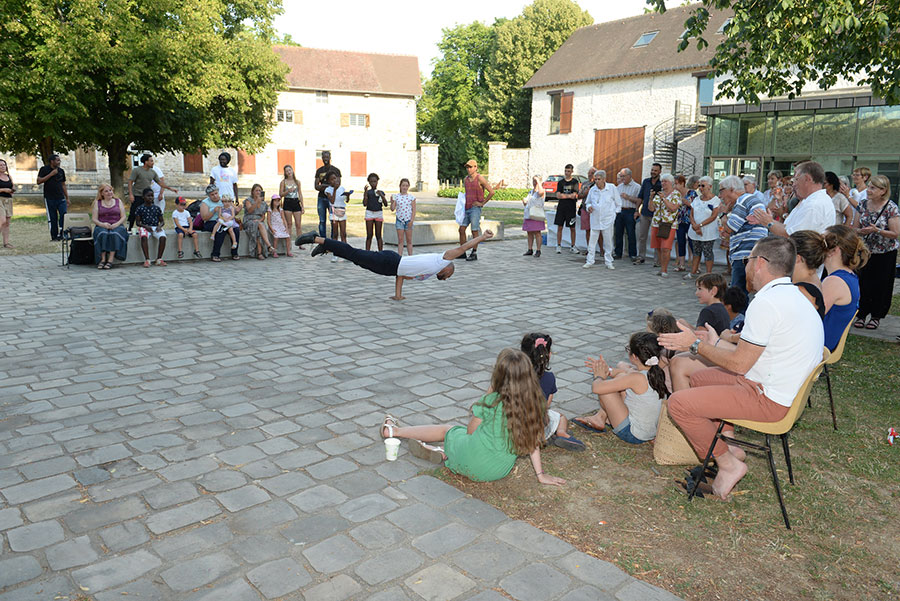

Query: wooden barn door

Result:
[592,127,645,180]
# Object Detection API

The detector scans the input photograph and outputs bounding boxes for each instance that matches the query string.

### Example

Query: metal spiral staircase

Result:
[652,101,705,175]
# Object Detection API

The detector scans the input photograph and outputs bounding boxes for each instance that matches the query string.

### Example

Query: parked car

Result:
[542,174,589,200]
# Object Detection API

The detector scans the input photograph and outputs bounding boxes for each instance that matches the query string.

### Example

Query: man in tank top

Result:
[459,160,494,262]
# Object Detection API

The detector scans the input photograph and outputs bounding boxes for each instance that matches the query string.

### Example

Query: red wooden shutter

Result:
[237,149,256,175]
[277,149,295,174]
[350,152,367,177]
[560,92,574,134]
[183,152,203,173]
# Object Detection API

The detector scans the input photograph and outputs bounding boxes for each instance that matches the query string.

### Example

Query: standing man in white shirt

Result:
[583,170,620,270]
[749,161,835,236]
[150,163,169,213]
[210,152,239,200]
[614,168,641,261]
[659,236,823,500]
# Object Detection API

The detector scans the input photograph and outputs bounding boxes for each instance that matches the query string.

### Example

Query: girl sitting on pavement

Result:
[268,194,292,257]
[380,348,566,486]
[574,332,668,444]
[520,333,585,451]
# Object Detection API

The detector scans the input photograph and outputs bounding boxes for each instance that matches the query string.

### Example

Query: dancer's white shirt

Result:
[397,254,451,281]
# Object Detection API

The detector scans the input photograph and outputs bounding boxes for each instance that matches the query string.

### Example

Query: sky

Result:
[275,0,675,76]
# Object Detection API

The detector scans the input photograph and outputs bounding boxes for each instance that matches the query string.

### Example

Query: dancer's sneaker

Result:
[295,231,318,247]
[311,244,327,258]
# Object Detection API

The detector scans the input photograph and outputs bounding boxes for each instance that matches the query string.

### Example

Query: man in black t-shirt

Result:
[554,164,580,253]
[314,151,341,238]
[36,154,69,240]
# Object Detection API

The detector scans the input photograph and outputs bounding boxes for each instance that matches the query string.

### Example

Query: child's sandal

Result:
[177,251,184,258]
[380,415,399,439]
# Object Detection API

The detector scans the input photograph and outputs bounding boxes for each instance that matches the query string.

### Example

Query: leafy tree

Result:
[0,0,287,195]
[649,0,900,104]
[417,22,494,180]
[480,0,592,148]
[418,0,591,179]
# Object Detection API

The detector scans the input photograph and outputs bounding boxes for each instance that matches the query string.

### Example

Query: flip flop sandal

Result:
[853,318,866,329]
[865,319,880,330]
[675,478,732,501]
[573,418,608,434]
[97,263,105,269]
[177,251,184,258]
[103,262,112,269]
[380,415,399,439]
[685,464,718,483]
[408,439,445,463]
[548,433,587,451]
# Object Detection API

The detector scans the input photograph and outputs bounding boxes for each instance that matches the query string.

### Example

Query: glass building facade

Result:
[702,98,900,195]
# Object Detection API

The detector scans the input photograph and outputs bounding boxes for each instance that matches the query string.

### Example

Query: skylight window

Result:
[717,18,732,34]
[633,31,659,48]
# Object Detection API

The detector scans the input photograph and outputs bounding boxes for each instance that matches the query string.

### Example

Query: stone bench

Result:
[120,229,255,264]
[381,220,505,246]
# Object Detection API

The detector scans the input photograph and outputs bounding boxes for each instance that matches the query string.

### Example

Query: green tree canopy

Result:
[0,0,288,195]
[417,22,494,180]
[419,0,591,180]
[649,0,900,104]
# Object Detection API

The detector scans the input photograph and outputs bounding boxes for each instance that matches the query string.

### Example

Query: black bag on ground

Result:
[68,239,95,265]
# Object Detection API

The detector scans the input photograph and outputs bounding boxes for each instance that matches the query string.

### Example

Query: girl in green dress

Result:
[381,349,566,486]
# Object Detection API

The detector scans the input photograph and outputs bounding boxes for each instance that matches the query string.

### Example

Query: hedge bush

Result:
[437,187,531,201]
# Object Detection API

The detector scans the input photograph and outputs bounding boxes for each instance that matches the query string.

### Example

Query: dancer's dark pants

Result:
[325,239,400,276]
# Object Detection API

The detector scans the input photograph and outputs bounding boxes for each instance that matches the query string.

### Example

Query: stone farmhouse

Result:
[487,4,731,187]
[4,46,437,194]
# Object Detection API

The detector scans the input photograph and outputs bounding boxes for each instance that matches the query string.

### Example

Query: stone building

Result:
[4,46,438,195]
[519,4,730,182]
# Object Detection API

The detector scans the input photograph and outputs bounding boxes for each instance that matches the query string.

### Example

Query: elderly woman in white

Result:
[583,170,621,269]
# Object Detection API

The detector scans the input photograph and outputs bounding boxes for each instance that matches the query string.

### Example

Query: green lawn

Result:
[438,334,900,600]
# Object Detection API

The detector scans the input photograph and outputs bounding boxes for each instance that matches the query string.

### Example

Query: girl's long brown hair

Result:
[478,349,547,455]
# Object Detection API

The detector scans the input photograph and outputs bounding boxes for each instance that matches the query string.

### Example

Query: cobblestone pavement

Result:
[0,239,701,601]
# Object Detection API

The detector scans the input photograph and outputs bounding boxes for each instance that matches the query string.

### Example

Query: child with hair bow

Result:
[574,332,669,445]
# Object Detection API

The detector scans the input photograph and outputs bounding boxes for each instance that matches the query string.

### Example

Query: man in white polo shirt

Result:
[295,230,494,300]
[659,236,823,500]
[750,161,834,236]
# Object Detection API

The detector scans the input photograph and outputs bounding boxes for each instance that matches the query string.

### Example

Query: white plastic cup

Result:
[384,438,401,461]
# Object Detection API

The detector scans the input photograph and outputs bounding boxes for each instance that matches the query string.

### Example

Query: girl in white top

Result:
[575,332,668,444]
[391,178,417,257]
[686,176,721,278]
[324,171,350,261]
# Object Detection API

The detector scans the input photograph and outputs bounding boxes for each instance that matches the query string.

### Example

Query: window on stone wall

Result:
[549,93,561,135]
[276,109,293,123]
[349,113,368,127]
[316,91,328,103]
[560,92,573,134]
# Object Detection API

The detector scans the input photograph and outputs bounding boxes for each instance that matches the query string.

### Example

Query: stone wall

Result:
[487,143,532,188]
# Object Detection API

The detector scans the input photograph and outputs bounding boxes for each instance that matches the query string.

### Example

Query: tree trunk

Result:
[38,137,54,165]
[107,138,130,200]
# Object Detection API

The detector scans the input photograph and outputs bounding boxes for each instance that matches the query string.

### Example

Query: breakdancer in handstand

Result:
[295,230,493,300]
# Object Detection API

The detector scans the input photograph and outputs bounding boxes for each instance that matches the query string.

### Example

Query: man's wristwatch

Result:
[689,339,701,355]
[766,222,773,231]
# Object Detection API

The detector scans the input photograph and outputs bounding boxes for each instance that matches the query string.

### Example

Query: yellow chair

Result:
[822,311,856,430]
[688,348,829,529]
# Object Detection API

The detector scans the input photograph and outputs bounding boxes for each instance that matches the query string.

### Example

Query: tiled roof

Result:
[524,4,732,89]
[274,46,422,97]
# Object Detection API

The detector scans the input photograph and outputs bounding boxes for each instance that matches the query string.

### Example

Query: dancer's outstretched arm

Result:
[443,230,494,260]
